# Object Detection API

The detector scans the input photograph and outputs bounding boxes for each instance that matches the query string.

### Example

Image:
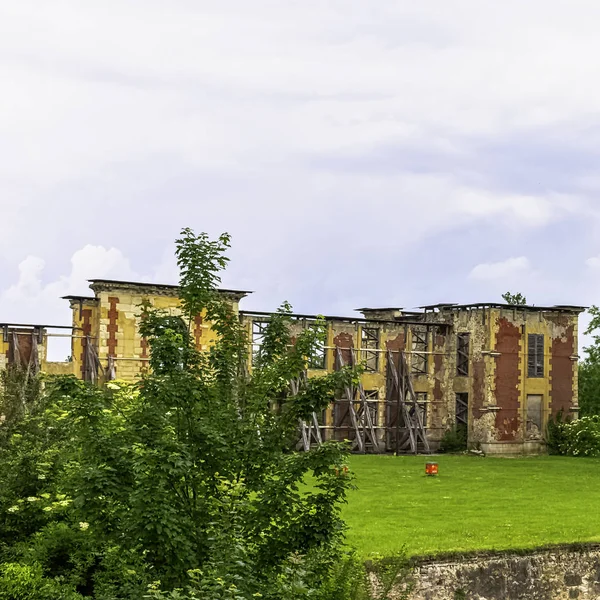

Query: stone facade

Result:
[0,281,585,455]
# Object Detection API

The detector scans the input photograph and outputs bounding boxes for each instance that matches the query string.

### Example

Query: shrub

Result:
[546,411,569,455]
[439,425,467,453]
[560,416,600,457]
[547,413,600,457]
[144,550,414,600]
[0,562,81,600]
[0,229,359,599]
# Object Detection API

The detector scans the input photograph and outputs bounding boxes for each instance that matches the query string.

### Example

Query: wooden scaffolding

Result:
[384,350,430,454]
[295,347,430,454]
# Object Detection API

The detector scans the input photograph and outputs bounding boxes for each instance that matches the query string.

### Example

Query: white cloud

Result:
[2,0,600,191]
[0,1,597,257]
[586,256,600,268]
[469,257,531,281]
[0,0,599,358]
[0,244,180,360]
[0,245,140,326]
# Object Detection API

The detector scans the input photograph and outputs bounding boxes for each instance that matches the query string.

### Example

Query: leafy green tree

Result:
[579,306,600,416]
[502,292,527,305]
[0,365,42,433]
[0,229,359,599]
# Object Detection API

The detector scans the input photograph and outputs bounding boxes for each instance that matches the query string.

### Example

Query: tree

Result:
[579,306,600,416]
[502,292,527,305]
[0,229,359,599]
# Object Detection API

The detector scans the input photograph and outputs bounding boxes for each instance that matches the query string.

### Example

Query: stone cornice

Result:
[88,279,250,303]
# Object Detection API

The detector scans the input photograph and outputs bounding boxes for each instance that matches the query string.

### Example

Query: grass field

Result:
[343,455,600,558]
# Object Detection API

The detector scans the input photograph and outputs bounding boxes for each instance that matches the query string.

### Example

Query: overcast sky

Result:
[1,1,599,355]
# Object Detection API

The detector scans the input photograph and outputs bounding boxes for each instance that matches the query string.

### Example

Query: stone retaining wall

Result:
[406,545,600,600]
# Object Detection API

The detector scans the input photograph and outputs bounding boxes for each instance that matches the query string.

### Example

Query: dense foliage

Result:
[438,425,467,454]
[579,306,600,417]
[0,229,393,599]
[547,413,600,457]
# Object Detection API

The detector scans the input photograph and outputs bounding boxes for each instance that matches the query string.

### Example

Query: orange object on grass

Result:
[425,462,438,476]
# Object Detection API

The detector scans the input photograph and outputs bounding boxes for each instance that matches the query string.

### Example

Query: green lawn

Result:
[343,455,600,558]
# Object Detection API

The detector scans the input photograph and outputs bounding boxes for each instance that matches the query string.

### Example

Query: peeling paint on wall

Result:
[0,282,585,455]
[550,325,575,415]
[494,318,522,442]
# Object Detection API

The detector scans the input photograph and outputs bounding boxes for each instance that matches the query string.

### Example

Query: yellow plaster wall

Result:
[69,300,99,380]
[44,362,76,376]
[94,290,240,382]
[0,337,8,373]
[521,312,552,438]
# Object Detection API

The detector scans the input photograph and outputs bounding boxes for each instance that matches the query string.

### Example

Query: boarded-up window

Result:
[8,332,34,368]
[361,327,379,372]
[456,333,470,376]
[527,394,543,433]
[411,327,428,375]
[528,334,544,378]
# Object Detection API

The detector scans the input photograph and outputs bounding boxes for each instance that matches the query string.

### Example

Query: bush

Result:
[0,230,359,599]
[546,411,569,455]
[144,551,414,600]
[0,562,82,600]
[547,414,600,457]
[439,425,467,453]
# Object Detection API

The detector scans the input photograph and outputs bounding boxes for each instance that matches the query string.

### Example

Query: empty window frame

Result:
[361,327,379,372]
[306,322,327,370]
[415,392,428,427]
[411,327,429,375]
[456,333,470,376]
[251,320,269,365]
[455,393,468,427]
[528,334,544,378]
[364,390,379,426]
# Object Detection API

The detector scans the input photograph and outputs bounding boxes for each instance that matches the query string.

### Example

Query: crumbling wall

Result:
[2,284,576,456]
[494,317,522,441]
[470,309,581,454]
[95,291,209,381]
[68,298,99,380]
[0,329,44,372]
[444,308,497,449]
[407,545,600,600]
[548,316,577,416]
[429,327,451,444]
[0,335,8,373]
[78,283,242,383]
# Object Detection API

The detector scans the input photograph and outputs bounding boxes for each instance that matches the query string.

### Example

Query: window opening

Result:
[528,334,544,378]
[307,323,327,370]
[415,392,428,427]
[411,327,428,375]
[364,390,379,427]
[455,393,468,427]
[251,320,269,365]
[456,333,470,376]
[361,327,379,372]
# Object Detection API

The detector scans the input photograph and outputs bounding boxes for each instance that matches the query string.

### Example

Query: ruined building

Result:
[0,279,585,455]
